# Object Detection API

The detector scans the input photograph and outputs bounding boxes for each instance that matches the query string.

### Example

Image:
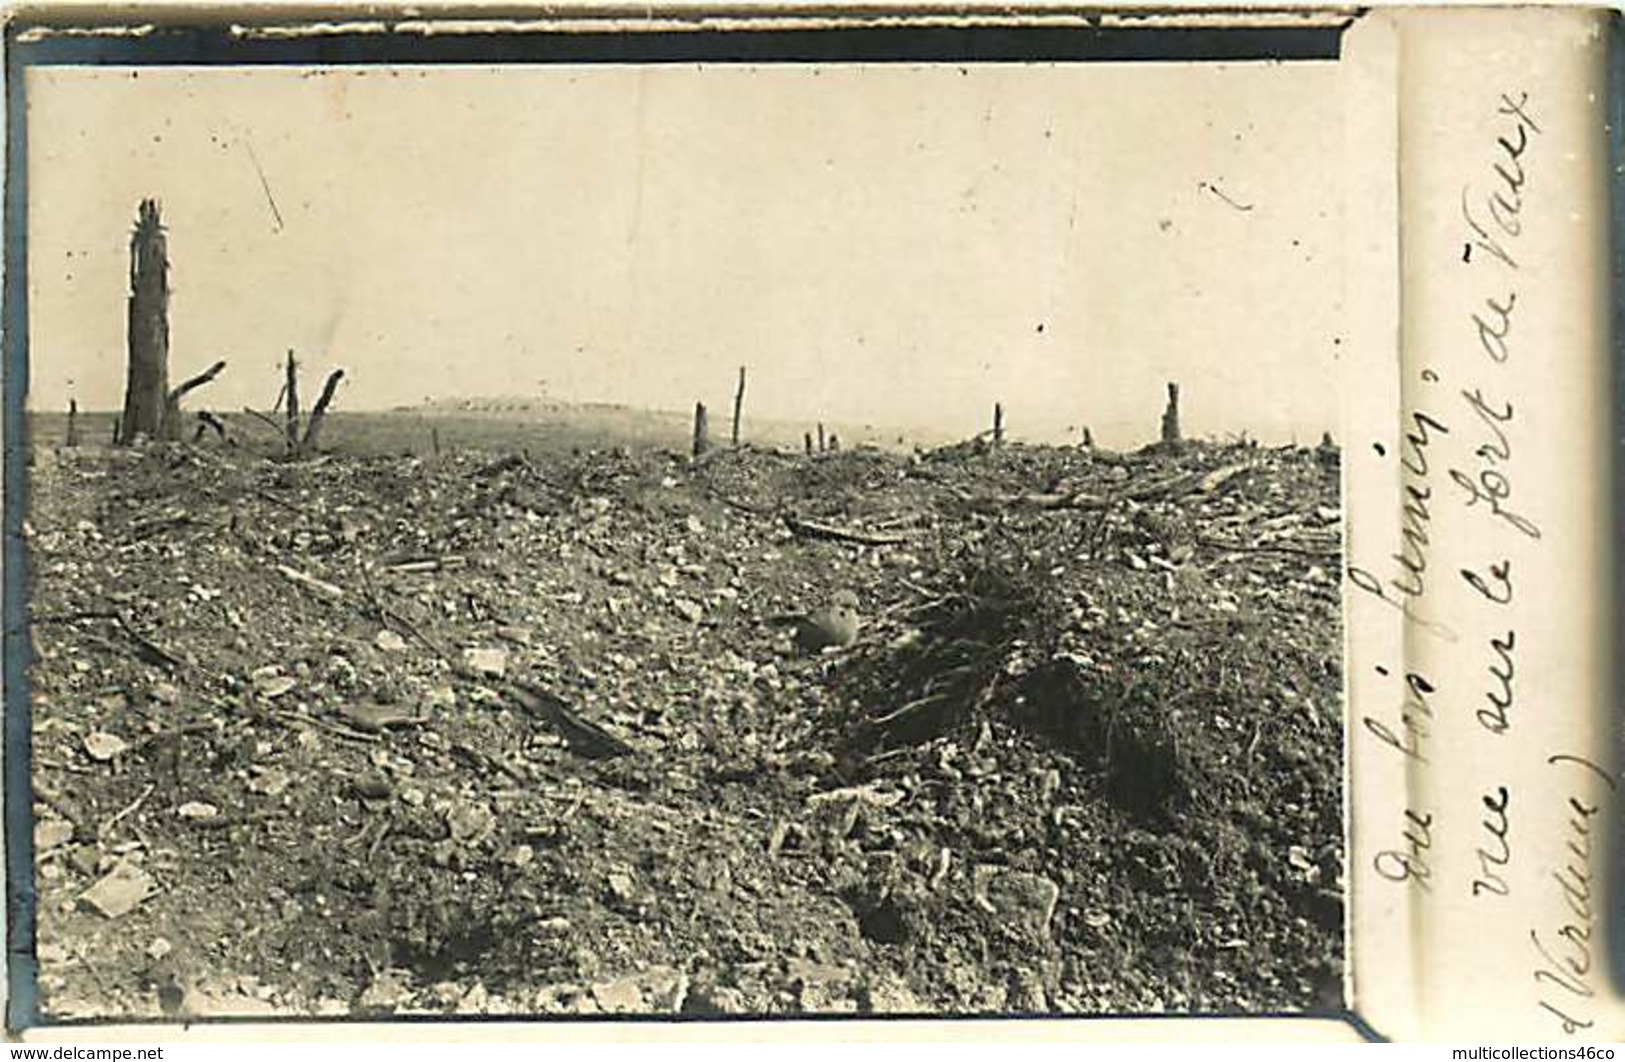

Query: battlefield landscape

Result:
[17,50,1350,1027]
[24,398,1344,1021]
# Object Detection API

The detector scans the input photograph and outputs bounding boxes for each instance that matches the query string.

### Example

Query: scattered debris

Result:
[28,433,1341,1019]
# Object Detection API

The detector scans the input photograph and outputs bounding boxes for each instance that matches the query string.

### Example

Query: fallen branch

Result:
[126,722,217,755]
[97,783,157,842]
[450,741,531,784]
[250,487,308,516]
[784,514,909,547]
[276,564,344,601]
[241,407,286,436]
[1196,535,1340,560]
[111,615,188,671]
[381,555,467,574]
[269,708,378,743]
[188,809,277,830]
[1003,490,1110,511]
[505,681,634,760]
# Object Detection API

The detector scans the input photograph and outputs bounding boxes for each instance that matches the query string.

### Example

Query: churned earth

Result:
[23,431,1343,1023]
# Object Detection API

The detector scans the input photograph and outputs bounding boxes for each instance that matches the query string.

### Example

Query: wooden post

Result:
[692,402,711,458]
[992,402,1004,448]
[1160,382,1181,445]
[65,399,79,448]
[804,432,814,455]
[118,199,171,444]
[1081,426,1094,450]
[817,423,826,453]
[731,365,746,447]
[285,351,301,454]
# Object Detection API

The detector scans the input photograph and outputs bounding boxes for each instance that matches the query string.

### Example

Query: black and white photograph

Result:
[12,15,1350,1025]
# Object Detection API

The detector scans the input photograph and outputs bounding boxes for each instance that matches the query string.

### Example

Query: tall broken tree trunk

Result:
[992,402,1004,448]
[118,199,170,444]
[65,399,79,448]
[1160,382,1182,445]
[731,366,746,447]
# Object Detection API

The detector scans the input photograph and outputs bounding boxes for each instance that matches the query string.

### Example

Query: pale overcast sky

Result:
[26,60,1345,446]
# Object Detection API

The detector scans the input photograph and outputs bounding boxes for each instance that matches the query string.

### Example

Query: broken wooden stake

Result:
[784,513,908,546]
[300,369,345,455]
[828,433,840,452]
[1081,426,1094,449]
[817,423,826,452]
[65,399,79,448]
[692,401,711,458]
[804,432,814,455]
[992,402,1004,448]
[731,365,746,447]
[284,351,301,454]
[1160,382,1182,445]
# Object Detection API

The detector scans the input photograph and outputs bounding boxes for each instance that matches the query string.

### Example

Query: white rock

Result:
[83,732,128,762]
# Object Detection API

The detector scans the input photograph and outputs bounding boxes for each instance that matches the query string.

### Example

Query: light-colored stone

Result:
[82,731,128,762]
[35,819,74,851]
[461,647,507,677]
[374,630,409,653]
[80,860,157,918]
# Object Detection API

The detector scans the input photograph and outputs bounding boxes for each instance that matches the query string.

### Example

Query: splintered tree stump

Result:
[1081,427,1094,449]
[817,423,826,453]
[692,402,711,458]
[119,199,170,444]
[992,402,1004,448]
[804,432,814,455]
[65,400,79,448]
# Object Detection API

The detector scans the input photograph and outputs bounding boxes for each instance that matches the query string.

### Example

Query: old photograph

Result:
[14,17,1348,1024]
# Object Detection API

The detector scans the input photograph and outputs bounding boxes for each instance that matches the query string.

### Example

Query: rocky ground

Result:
[23,433,1344,1022]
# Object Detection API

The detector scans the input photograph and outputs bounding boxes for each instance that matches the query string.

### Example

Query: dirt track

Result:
[25,436,1343,1020]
